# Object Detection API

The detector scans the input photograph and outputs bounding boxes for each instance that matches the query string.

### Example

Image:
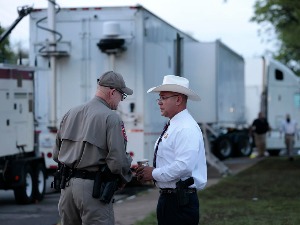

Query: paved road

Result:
[0,178,60,225]
[0,177,151,225]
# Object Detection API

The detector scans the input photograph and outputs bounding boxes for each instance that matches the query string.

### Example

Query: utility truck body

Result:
[0,5,46,204]
[29,5,198,170]
[0,64,46,204]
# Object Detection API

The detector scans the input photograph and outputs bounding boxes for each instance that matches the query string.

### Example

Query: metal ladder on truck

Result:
[201,123,231,176]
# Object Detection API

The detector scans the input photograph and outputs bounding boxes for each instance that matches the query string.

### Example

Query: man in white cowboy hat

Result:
[136,75,207,225]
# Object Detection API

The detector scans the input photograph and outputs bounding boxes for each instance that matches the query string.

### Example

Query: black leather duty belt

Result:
[71,170,97,180]
[159,188,197,194]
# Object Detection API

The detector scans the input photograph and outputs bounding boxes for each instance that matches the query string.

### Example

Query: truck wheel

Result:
[237,135,252,157]
[214,137,232,160]
[14,165,34,204]
[33,163,46,201]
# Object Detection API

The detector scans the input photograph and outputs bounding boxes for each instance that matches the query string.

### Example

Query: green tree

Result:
[251,0,300,75]
[0,25,16,63]
[15,41,29,65]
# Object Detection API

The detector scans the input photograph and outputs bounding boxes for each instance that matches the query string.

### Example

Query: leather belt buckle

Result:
[159,188,177,194]
[159,188,196,194]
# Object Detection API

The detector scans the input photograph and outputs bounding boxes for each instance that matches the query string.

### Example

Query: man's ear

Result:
[175,95,182,106]
[110,89,115,97]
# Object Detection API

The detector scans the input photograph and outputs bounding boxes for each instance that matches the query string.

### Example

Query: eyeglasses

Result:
[156,95,179,103]
[115,88,127,101]
[100,85,127,101]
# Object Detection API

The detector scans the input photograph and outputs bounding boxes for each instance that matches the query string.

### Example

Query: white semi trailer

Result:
[183,40,251,160]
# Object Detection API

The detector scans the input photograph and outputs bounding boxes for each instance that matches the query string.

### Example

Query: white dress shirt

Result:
[281,119,297,135]
[152,109,207,190]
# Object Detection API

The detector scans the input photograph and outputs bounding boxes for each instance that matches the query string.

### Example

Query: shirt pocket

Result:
[157,135,172,158]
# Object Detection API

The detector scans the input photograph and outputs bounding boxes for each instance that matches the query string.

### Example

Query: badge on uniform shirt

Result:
[164,133,168,139]
[121,122,128,141]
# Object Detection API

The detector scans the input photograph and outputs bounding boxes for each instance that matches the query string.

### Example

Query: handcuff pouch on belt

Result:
[92,165,119,204]
[176,177,194,206]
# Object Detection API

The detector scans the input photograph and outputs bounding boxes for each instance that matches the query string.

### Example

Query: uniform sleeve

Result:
[53,111,69,163]
[105,114,132,183]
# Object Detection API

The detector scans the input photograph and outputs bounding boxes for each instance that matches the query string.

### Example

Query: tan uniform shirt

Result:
[53,96,132,183]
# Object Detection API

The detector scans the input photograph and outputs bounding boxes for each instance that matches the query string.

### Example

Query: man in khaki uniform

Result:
[53,71,133,225]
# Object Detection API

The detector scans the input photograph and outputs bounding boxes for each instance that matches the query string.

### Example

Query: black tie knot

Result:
[163,121,170,132]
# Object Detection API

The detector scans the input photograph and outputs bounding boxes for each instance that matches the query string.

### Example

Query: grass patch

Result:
[134,157,300,225]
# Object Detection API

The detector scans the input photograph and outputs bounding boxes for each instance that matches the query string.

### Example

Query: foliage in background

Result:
[0,26,16,63]
[251,0,300,76]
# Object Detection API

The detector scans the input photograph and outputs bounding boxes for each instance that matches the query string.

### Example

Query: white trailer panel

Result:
[29,6,197,168]
[184,40,245,126]
[0,66,35,157]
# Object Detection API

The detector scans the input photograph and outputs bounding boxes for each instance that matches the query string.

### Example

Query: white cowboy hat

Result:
[147,75,200,101]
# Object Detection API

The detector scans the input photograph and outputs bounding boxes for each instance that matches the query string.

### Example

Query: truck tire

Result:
[237,135,252,157]
[214,137,232,160]
[14,165,34,204]
[33,163,46,201]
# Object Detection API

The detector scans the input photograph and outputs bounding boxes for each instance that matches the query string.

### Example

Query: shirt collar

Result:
[170,109,188,124]
[94,96,111,108]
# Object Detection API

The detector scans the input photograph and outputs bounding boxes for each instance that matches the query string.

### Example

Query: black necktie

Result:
[153,121,170,168]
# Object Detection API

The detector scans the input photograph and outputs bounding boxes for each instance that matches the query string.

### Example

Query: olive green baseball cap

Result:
[97,71,133,95]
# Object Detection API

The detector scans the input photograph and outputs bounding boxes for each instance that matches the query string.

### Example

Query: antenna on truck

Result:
[97,21,126,54]
[97,21,133,70]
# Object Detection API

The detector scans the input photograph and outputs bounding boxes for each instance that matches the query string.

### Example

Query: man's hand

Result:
[118,182,126,191]
[136,166,154,183]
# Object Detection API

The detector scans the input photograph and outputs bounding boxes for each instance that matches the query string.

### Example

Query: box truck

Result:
[0,5,47,204]
[0,64,47,204]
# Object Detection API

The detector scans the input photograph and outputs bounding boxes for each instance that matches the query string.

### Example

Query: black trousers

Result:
[157,192,199,225]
